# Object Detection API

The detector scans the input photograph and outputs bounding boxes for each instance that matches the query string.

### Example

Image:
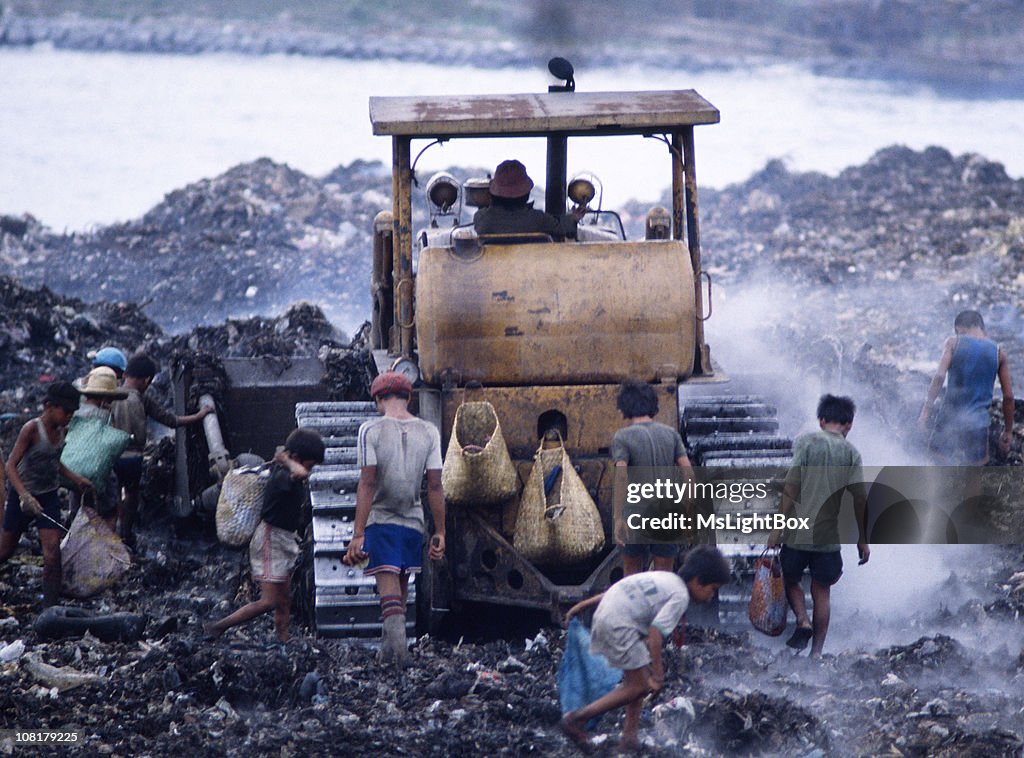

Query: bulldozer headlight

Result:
[426,172,460,214]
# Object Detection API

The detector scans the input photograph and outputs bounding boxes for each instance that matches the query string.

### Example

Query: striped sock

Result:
[380,595,404,619]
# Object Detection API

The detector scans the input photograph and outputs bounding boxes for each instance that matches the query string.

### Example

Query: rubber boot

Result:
[381,614,409,669]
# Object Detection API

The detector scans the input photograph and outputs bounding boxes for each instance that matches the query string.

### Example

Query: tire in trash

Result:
[33,606,148,642]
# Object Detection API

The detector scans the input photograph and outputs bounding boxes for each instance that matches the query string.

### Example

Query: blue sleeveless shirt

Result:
[944,335,998,431]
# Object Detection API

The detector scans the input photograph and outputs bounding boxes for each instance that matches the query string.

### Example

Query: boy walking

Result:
[918,310,1014,465]
[1,382,94,606]
[111,353,212,545]
[207,427,324,643]
[769,394,870,657]
[343,371,445,667]
[611,380,695,575]
[561,545,731,753]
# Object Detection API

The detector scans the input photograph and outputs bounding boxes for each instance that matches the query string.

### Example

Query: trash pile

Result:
[3,538,1023,755]
[2,144,1024,755]
[670,145,1024,456]
[0,274,163,422]
[0,270,364,453]
[0,159,392,332]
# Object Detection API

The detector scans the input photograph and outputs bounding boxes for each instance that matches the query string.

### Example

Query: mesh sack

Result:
[215,465,269,547]
[748,548,787,636]
[513,439,604,565]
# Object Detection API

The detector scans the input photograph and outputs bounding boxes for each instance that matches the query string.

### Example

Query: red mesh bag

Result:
[748,548,787,636]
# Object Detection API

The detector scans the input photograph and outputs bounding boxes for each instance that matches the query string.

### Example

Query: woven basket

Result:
[60,414,130,494]
[513,441,604,565]
[216,466,268,547]
[442,401,518,506]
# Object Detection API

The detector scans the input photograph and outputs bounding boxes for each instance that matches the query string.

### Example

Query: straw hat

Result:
[489,160,534,199]
[76,366,129,399]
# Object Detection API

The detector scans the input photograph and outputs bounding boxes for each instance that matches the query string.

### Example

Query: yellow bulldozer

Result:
[181,61,793,637]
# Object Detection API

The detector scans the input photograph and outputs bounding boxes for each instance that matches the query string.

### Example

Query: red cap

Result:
[371,371,413,399]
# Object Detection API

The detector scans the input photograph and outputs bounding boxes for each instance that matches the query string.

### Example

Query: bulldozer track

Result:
[680,391,795,628]
[296,401,416,638]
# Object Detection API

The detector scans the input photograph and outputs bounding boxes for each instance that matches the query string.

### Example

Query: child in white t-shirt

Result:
[561,545,731,753]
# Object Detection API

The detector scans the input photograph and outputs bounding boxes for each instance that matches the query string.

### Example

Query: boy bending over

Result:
[561,545,731,753]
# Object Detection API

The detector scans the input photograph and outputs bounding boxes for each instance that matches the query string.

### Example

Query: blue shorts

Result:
[780,546,843,587]
[3,485,63,533]
[363,523,423,576]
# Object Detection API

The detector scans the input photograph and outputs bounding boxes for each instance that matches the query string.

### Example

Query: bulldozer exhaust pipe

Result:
[200,393,231,479]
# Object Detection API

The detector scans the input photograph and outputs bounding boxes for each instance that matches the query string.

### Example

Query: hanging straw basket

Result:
[513,439,604,565]
[442,401,518,506]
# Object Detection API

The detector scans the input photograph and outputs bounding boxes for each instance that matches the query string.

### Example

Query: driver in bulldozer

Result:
[473,159,588,240]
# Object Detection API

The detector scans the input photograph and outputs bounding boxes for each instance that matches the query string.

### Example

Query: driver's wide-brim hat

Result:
[489,159,534,199]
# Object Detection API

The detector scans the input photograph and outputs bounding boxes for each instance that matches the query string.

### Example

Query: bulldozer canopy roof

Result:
[369,89,719,139]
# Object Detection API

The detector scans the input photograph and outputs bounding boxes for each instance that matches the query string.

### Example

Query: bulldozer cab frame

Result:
[368,88,720,376]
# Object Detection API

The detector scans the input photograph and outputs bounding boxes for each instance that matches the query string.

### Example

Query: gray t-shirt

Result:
[611,421,687,523]
[593,571,690,639]
[357,416,442,533]
[784,430,865,552]
[610,421,686,467]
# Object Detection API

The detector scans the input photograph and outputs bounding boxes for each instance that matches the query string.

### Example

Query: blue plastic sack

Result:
[558,619,622,726]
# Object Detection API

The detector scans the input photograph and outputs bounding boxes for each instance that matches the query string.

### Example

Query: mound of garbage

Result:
[0,159,391,332]
[2,538,1023,756]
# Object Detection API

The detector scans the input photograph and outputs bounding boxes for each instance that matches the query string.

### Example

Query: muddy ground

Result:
[2,537,1024,756]
[2,143,1024,756]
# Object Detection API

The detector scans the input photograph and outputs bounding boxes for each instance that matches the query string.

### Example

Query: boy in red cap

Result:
[344,371,445,667]
[473,159,588,239]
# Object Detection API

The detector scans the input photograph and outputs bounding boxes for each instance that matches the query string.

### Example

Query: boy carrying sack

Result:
[206,428,324,643]
[560,545,731,753]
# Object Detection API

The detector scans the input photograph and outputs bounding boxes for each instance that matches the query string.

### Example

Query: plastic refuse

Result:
[0,639,26,663]
[23,654,103,691]
[653,695,696,744]
[525,630,549,652]
[558,619,622,728]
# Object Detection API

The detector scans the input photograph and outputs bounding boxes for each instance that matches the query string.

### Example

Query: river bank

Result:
[3,1,1024,97]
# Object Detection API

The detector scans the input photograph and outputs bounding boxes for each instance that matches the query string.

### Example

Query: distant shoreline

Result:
[3,9,1024,99]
